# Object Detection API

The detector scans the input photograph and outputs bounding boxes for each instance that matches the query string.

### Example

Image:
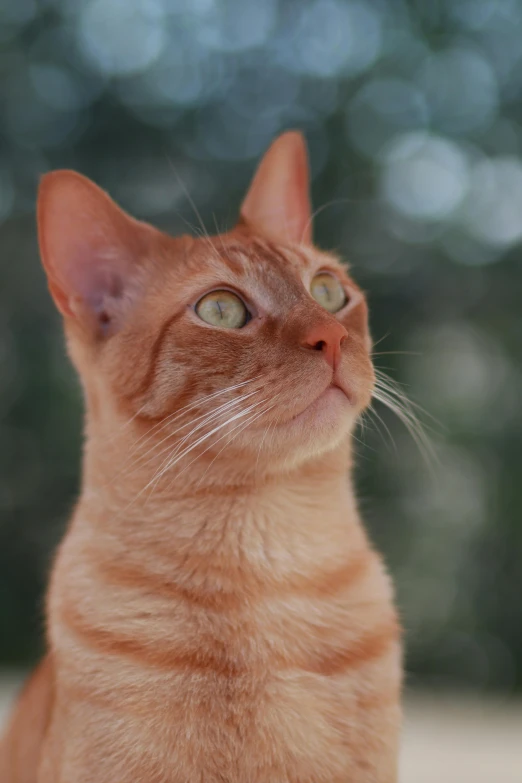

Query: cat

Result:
[0,131,402,782]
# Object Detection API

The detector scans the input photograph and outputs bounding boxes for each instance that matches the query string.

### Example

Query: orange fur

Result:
[0,132,402,782]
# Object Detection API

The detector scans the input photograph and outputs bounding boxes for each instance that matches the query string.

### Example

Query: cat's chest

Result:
[54,644,400,783]
[51,543,399,781]
[52,525,393,687]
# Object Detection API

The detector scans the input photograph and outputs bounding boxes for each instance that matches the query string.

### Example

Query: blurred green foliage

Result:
[0,0,521,692]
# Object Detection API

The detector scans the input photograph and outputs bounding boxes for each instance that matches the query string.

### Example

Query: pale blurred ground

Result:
[401,692,522,783]
[1,674,521,782]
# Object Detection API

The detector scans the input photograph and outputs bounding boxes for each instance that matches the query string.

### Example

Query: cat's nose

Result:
[301,320,348,370]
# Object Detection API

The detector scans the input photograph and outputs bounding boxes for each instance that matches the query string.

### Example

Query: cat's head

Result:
[37,132,374,479]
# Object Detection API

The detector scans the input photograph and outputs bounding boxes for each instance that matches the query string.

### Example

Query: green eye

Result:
[195,290,249,329]
[310,273,347,313]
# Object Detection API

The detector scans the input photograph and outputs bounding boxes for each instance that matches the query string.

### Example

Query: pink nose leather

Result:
[301,320,348,370]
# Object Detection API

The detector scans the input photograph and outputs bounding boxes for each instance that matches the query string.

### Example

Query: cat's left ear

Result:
[239,131,312,245]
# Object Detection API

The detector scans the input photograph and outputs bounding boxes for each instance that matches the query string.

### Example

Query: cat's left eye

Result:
[195,290,250,329]
[310,273,347,313]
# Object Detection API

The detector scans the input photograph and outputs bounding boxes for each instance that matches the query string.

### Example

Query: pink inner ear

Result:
[38,171,149,330]
[240,131,313,245]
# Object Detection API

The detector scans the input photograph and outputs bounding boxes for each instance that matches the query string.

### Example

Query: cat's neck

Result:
[76,415,362,562]
[62,415,368,607]
[81,406,353,509]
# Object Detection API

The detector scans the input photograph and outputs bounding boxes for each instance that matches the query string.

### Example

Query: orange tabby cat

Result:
[0,132,402,783]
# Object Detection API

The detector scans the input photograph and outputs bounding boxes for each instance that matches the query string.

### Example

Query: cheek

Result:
[138,326,267,418]
[101,329,170,410]
[145,357,190,417]
[175,327,260,375]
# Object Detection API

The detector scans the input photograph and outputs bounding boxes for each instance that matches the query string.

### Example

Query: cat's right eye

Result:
[195,290,250,329]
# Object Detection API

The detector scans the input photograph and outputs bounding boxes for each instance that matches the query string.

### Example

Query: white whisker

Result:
[365,404,397,452]
[372,387,436,469]
[141,397,269,500]
[122,378,259,458]
[122,389,260,478]
[370,367,438,470]
[191,403,277,489]
[166,157,224,265]
[107,379,261,483]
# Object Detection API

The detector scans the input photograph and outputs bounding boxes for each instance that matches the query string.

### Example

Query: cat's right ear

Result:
[38,170,152,335]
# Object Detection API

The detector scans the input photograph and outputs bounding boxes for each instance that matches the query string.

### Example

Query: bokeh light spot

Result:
[347,78,428,158]
[381,132,469,221]
[460,157,522,247]
[418,47,498,134]
[280,0,381,78]
[78,0,167,76]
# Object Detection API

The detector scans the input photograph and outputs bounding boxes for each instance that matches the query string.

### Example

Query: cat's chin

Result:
[274,384,355,448]
[288,384,351,425]
[248,385,355,473]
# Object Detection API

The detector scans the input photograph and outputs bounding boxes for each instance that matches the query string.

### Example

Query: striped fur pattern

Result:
[0,132,402,782]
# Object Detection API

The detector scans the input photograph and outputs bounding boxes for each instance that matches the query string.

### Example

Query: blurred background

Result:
[0,0,521,760]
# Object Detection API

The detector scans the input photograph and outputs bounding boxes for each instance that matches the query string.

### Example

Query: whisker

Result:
[166,159,211,241]
[192,403,277,489]
[363,405,397,454]
[371,332,392,351]
[373,369,439,426]
[166,157,223,265]
[108,379,261,481]
[117,398,266,517]
[212,213,230,257]
[255,415,277,473]
[369,367,439,470]
[270,412,284,448]
[144,397,269,498]
[122,379,254,456]
[146,403,268,500]
[122,389,260,478]
[104,403,149,444]
[300,196,377,245]
[371,350,421,357]
[372,387,437,469]
[143,396,257,482]
[350,428,375,456]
